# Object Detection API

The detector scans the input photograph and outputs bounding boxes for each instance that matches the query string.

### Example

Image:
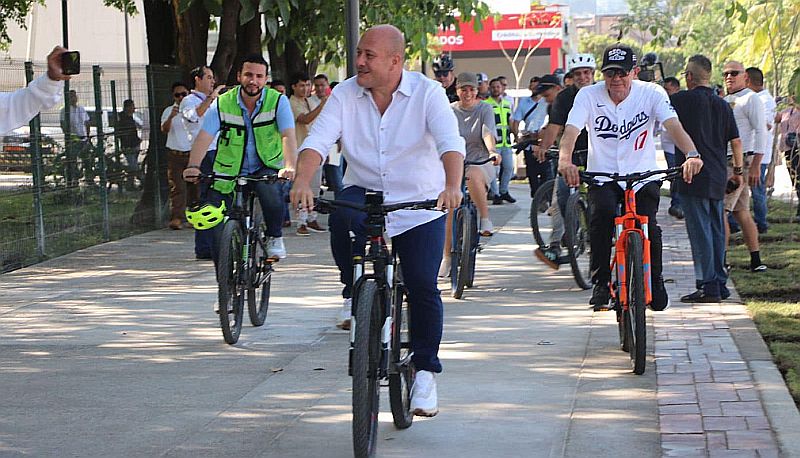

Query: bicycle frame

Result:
[610,186,653,311]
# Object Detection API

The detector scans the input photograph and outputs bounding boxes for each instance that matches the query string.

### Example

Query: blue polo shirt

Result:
[202,88,294,173]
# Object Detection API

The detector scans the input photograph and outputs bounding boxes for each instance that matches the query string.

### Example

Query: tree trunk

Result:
[267,36,309,83]
[225,3,262,84]
[143,0,177,65]
[210,0,240,83]
[173,0,210,70]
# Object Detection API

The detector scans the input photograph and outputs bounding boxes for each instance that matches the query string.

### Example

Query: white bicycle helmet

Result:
[568,54,597,71]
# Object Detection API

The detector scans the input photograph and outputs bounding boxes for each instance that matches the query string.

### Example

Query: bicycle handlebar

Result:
[194,172,288,183]
[314,198,441,215]
[465,157,496,166]
[579,166,682,185]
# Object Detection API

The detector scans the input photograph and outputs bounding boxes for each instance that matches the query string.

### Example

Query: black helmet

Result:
[432,54,455,72]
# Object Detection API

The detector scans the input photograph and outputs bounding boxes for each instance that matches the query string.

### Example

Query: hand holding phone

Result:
[60,51,81,76]
[46,46,74,81]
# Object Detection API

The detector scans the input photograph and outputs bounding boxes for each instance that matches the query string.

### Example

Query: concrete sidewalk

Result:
[0,183,796,457]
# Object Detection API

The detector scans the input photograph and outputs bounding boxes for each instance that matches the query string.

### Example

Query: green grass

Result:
[0,186,154,272]
[728,199,800,406]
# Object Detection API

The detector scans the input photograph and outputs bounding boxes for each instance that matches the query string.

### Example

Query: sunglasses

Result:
[174,91,189,98]
[722,70,741,77]
[434,70,450,78]
[602,68,629,79]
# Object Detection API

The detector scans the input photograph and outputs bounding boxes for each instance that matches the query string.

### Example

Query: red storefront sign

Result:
[433,11,564,53]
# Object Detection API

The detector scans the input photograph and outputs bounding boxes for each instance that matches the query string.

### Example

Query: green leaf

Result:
[265,16,278,38]
[177,0,195,15]
[240,0,256,25]
[203,0,222,16]
[278,0,291,24]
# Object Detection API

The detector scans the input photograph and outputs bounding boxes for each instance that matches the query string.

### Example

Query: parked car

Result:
[0,126,62,173]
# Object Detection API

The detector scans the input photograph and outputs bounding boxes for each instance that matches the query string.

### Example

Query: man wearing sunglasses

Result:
[558,44,704,312]
[432,53,459,103]
[161,82,195,230]
[721,61,768,273]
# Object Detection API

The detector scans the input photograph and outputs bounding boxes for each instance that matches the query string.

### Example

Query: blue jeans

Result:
[206,169,284,265]
[195,150,216,258]
[323,162,344,198]
[496,146,514,195]
[329,186,446,373]
[664,152,681,209]
[680,193,727,296]
[751,163,768,230]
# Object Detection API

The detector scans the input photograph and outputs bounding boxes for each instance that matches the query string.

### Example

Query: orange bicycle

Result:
[579,167,680,375]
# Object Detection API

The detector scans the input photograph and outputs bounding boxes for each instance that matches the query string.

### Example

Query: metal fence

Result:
[0,61,184,272]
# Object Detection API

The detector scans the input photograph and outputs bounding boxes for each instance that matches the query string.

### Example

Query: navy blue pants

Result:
[329,186,446,373]
[195,150,216,258]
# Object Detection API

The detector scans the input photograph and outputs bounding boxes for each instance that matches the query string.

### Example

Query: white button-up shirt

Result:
[0,75,63,135]
[567,80,677,190]
[300,70,466,237]
[724,88,767,156]
[176,91,215,152]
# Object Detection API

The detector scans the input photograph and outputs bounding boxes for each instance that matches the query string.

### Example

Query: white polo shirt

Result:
[724,88,766,156]
[300,70,466,237]
[566,80,677,189]
[160,104,190,151]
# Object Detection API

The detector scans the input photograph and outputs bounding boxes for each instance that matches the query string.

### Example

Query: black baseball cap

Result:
[601,44,637,72]
[533,74,561,94]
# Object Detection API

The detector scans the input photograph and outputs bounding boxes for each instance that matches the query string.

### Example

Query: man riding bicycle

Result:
[533,54,596,269]
[291,25,465,417]
[558,44,704,312]
[183,54,298,262]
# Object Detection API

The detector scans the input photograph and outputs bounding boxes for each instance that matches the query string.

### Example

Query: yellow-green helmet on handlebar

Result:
[185,201,226,230]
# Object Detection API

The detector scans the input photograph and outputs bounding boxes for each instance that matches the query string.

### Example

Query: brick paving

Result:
[657,203,781,457]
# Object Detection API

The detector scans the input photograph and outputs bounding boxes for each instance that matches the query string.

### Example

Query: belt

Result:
[170,149,191,155]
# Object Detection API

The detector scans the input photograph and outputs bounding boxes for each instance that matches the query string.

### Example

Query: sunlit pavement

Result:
[0,182,796,457]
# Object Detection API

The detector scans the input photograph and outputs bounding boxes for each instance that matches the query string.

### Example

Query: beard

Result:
[242,85,262,97]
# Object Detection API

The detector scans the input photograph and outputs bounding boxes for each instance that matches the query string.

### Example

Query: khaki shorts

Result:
[724,157,751,213]
[466,162,496,190]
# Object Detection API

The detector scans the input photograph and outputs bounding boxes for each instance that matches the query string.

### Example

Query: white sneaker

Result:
[337,298,352,330]
[479,218,494,236]
[410,370,438,417]
[267,237,287,259]
[438,256,451,278]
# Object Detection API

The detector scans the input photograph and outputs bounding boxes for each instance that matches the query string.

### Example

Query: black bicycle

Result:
[450,156,495,299]
[315,193,440,458]
[199,172,284,344]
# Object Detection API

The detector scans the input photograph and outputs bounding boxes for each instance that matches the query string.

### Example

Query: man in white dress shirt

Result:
[559,44,704,312]
[1,46,69,135]
[291,24,465,418]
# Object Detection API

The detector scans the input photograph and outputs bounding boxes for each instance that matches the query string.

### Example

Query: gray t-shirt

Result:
[451,101,496,163]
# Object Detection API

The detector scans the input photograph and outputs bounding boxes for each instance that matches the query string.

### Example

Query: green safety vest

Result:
[213,86,283,194]
[484,97,513,148]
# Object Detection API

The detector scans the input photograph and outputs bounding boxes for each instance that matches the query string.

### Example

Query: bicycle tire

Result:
[465,205,479,288]
[352,280,382,457]
[625,232,647,375]
[247,205,271,326]
[218,221,245,345]
[530,178,556,248]
[388,264,414,429]
[564,192,592,290]
[450,208,463,296]
[615,285,630,352]
[453,208,472,299]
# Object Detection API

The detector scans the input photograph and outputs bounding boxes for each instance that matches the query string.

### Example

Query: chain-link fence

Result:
[0,60,184,272]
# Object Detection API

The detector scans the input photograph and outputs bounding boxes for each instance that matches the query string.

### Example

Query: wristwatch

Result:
[685,150,701,159]
[733,166,744,176]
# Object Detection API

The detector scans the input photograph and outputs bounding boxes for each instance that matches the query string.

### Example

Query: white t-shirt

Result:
[160,105,188,151]
[60,106,90,138]
[757,88,777,163]
[566,80,678,189]
[724,88,767,156]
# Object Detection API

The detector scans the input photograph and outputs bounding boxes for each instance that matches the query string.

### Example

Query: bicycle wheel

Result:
[465,205,479,288]
[352,280,382,457]
[615,284,629,352]
[564,192,592,290]
[452,207,473,299]
[247,204,271,326]
[218,221,245,345]
[625,232,647,375]
[530,178,555,248]
[388,264,414,429]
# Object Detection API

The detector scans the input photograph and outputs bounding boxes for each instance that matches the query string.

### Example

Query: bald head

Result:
[724,60,745,72]
[363,24,406,58]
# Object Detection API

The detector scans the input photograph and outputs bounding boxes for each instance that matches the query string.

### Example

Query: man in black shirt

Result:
[531,54,596,268]
[671,55,744,302]
[432,54,458,103]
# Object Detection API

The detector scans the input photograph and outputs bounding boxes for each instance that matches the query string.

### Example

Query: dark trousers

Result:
[785,148,800,215]
[195,151,217,258]
[205,170,284,265]
[323,163,344,198]
[167,150,198,221]
[523,149,554,197]
[329,186,446,373]
[589,181,663,285]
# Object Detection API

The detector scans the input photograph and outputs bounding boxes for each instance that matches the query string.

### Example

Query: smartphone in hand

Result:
[61,51,81,75]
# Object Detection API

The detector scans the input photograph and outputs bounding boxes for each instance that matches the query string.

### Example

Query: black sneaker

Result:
[668,206,684,220]
[680,290,703,303]
[500,192,517,203]
[590,284,611,311]
[651,275,670,311]
[534,244,560,270]
[720,285,731,300]
[680,288,720,303]
[492,196,504,205]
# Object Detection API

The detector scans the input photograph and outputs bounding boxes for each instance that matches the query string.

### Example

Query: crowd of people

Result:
[7,30,800,422]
